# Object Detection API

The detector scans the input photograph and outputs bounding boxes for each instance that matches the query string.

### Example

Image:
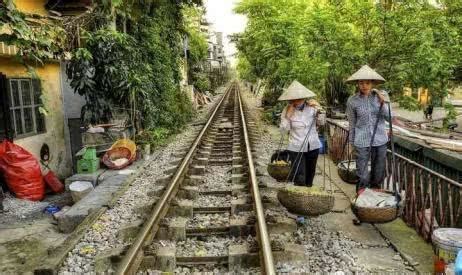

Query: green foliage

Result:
[0,2,66,64]
[396,96,421,111]
[235,0,462,109]
[193,73,211,92]
[261,102,285,125]
[67,29,135,124]
[182,5,208,64]
[136,127,171,148]
[181,4,220,92]
[66,1,197,131]
[443,102,458,128]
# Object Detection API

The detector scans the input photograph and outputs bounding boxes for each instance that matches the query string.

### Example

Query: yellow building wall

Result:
[403,87,412,97]
[418,88,429,105]
[0,57,72,178]
[13,0,48,16]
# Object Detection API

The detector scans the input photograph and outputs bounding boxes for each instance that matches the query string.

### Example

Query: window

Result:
[8,79,46,138]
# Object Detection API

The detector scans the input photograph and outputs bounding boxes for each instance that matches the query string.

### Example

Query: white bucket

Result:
[69,181,94,203]
[432,228,462,264]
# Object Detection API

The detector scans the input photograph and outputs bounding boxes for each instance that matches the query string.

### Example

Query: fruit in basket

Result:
[272,160,289,166]
[285,185,329,196]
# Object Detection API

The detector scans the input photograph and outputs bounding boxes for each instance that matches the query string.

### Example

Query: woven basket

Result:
[267,163,291,182]
[277,186,334,216]
[103,147,133,170]
[337,160,359,184]
[351,191,400,223]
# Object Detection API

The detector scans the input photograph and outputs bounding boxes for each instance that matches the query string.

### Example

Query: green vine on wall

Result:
[66,0,205,134]
[0,2,66,65]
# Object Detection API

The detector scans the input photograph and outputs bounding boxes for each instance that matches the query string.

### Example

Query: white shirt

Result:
[279,105,321,152]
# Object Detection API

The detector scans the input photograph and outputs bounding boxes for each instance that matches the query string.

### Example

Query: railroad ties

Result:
[115,83,302,274]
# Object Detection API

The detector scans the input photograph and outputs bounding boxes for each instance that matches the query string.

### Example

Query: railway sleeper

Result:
[140,243,305,272]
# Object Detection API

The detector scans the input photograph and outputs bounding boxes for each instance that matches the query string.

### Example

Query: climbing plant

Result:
[0,1,66,64]
[66,0,205,131]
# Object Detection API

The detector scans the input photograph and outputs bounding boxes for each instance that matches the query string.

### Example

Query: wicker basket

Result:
[351,191,400,223]
[337,160,359,184]
[277,186,334,216]
[103,147,133,170]
[267,163,291,182]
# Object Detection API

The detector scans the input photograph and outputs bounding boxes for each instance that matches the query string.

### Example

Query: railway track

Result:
[116,82,276,274]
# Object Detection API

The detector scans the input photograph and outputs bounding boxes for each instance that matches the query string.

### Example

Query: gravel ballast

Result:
[59,91,224,273]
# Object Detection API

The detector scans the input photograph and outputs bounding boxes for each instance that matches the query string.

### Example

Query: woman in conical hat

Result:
[278,80,324,189]
[345,65,392,194]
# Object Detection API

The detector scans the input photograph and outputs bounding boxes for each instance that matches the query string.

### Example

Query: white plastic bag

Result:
[355,188,397,208]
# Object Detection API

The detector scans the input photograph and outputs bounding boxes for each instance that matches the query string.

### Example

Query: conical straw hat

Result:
[346,65,386,83]
[278,80,316,101]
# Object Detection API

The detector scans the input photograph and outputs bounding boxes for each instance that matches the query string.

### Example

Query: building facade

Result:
[0,0,75,178]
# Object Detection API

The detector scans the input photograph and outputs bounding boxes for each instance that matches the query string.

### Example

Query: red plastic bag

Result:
[0,140,44,201]
[43,170,64,193]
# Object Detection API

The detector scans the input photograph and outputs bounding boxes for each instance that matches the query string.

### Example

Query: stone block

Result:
[229,244,259,270]
[188,165,205,175]
[183,175,203,186]
[231,174,246,184]
[154,246,176,272]
[117,220,143,242]
[169,158,183,166]
[135,201,157,216]
[164,165,178,175]
[232,164,247,174]
[231,198,252,214]
[156,175,172,186]
[168,200,193,218]
[194,157,208,166]
[168,217,187,241]
[140,255,157,270]
[94,246,127,273]
[230,216,254,237]
[58,173,129,233]
[267,216,297,234]
[65,170,105,189]
[232,156,243,165]
[231,185,247,195]
[178,186,199,200]
[273,244,306,262]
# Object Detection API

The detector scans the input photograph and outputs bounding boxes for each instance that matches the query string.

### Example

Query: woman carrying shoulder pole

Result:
[345,65,392,194]
[278,80,324,187]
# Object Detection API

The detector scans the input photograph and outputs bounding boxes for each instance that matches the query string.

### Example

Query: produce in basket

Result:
[355,188,398,208]
[351,188,401,223]
[278,185,334,216]
[267,159,291,181]
[272,159,289,166]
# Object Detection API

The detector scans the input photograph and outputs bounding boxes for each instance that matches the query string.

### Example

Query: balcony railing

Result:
[327,119,462,240]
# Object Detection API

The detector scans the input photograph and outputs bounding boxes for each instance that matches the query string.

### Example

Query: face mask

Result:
[295,102,305,111]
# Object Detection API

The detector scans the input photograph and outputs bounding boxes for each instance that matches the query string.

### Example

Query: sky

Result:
[204,0,247,66]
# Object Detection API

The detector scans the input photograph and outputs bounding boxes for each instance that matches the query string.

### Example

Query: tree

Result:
[235,0,462,110]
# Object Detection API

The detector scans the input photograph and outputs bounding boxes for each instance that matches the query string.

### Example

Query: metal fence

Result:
[327,119,462,240]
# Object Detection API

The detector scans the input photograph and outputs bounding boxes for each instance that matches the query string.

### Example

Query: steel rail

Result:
[116,84,233,275]
[237,86,276,275]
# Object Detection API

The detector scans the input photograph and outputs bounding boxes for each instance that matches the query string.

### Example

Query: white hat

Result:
[277,80,316,101]
[346,65,386,83]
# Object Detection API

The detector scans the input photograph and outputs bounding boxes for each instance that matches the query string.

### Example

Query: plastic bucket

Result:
[69,181,93,203]
[432,228,462,264]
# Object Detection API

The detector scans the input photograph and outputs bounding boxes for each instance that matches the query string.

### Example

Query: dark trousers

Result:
[355,144,387,191]
[288,149,319,187]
